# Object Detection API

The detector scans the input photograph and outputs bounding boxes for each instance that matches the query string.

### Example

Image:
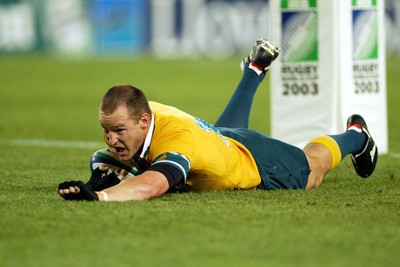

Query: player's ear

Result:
[139,113,150,128]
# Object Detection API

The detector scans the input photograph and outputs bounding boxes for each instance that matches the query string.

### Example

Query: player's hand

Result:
[58,181,99,201]
[85,167,121,191]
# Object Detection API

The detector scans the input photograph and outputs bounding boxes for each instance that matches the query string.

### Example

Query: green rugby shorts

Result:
[218,127,310,190]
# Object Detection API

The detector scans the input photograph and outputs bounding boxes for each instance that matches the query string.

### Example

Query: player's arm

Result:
[58,171,170,201]
[98,170,169,201]
[58,162,185,201]
[99,163,185,201]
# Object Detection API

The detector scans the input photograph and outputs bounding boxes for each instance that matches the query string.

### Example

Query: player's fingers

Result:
[99,164,110,172]
[117,169,128,180]
[58,186,80,195]
[58,181,71,195]
[68,186,81,194]
[114,168,123,178]
[58,188,66,196]
[57,181,85,200]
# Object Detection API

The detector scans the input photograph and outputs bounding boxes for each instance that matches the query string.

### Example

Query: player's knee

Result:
[304,143,332,174]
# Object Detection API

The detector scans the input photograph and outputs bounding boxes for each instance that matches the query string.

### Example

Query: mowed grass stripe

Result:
[0,138,103,149]
[2,138,400,159]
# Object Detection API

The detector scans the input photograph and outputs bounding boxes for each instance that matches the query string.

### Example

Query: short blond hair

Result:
[100,84,152,118]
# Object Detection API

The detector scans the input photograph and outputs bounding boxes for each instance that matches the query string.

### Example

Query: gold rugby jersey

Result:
[144,101,261,191]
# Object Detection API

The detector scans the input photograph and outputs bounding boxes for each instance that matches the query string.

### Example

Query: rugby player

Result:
[58,38,378,201]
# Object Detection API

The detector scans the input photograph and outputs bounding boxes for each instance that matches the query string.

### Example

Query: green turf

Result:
[0,55,399,267]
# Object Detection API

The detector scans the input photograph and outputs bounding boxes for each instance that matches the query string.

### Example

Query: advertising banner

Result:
[0,0,269,57]
[90,0,148,54]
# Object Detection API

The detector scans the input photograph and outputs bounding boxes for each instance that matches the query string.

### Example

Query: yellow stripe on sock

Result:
[307,136,342,169]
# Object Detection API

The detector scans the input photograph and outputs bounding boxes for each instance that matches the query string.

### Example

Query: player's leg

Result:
[304,114,378,188]
[214,67,265,129]
[219,127,310,190]
[214,38,280,128]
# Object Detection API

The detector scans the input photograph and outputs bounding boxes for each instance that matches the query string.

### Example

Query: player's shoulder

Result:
[149,101,177,113]
[149,101,192,119]
[148,101,163,110]
[149,102,196,137]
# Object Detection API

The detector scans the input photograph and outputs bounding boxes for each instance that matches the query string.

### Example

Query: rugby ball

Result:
[90,148,142,179]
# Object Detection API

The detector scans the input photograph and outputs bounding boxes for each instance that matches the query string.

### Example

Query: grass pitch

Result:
[0,55,399,267]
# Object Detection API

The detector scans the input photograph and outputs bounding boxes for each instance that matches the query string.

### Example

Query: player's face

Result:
[99,105,150,161]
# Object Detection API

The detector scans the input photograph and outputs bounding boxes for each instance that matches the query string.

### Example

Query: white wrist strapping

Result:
[100,191,108,201]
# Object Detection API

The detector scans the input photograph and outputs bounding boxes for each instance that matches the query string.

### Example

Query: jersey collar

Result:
[139,114,154,158]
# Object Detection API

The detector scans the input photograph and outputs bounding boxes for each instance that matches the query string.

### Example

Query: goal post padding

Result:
[269,0,388,154]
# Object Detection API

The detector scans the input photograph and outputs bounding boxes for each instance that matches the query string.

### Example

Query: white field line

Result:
[1,138,103,149]
[1,138,400,158]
